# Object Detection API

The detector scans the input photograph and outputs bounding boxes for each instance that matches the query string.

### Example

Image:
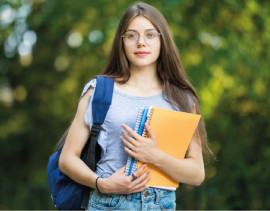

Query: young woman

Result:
[59,2,212,210]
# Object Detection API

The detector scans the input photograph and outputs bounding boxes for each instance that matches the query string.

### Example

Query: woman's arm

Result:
[59,88,98,188]
[152,133,205,186]
[59,88,151,193]
[121,122,205,186]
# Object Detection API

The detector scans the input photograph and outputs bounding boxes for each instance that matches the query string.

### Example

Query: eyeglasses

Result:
[122,30,161,46]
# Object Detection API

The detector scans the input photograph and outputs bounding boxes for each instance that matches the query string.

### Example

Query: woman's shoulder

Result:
[82,78,97,93]
[79,78,96,102]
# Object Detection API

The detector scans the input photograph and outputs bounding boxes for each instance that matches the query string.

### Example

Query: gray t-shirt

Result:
[80,79,178,178]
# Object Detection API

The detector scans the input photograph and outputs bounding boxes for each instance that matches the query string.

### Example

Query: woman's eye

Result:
[146,33,156,39]
[127,33,137,39]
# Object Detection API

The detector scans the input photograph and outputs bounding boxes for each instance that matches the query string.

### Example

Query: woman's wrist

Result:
[152,149,166,167]
[97,178,110,193]
[95,177,101,192]
[148,148,163,165]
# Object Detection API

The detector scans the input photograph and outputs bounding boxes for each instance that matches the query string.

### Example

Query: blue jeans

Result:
[87,171,176,210]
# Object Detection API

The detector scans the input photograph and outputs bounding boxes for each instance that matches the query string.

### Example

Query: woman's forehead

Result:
[126,16,156,31]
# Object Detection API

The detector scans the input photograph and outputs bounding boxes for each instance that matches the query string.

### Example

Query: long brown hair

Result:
[100,2,213,161]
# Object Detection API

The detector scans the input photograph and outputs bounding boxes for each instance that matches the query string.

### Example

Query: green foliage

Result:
[0,0,269,209]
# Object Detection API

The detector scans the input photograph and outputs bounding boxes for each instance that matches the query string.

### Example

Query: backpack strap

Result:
[88,76,114,171]
[81,76,114,209]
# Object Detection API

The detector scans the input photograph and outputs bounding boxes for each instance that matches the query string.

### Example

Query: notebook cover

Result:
[138,106,201,188]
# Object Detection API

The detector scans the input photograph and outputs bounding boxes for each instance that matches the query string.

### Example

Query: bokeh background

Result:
[1,0,270,209]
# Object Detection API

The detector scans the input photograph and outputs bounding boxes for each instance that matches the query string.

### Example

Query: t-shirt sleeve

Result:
[79,78,96,128]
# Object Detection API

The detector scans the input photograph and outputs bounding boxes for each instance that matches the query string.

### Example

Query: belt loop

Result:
[154,189,159,205]
[126,194,131,202]
[141,191,144,210]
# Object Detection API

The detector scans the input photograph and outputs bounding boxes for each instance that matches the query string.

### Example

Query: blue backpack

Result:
[47,76,114,210]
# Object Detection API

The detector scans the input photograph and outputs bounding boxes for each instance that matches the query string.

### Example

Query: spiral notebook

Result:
[125,106,201,190]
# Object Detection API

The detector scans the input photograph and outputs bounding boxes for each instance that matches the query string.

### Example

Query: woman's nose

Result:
[137,34,146,46]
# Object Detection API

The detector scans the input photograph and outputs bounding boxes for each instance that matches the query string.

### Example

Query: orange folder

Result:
[138,106,201,189]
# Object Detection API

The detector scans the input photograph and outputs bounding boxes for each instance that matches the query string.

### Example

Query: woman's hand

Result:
[98,164,151,194]
[120,123,160,164]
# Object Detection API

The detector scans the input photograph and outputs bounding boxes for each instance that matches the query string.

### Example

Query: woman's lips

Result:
[135,51,150,57]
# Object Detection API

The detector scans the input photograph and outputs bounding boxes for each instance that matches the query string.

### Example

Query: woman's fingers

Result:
[133,168,151,184]
[121,130,138,146]
[130,165,151,188]
[109,165,151,194]
[120,135,136,151]
[135,164,148,176]
[145,122,156,140]
[121,124,141,140]
[132,185,149,193]
[120,132,138,158]
[124,146,137,158]
[131,173,151,193]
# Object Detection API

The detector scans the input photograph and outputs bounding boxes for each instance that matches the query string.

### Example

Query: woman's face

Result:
[123,16,161,70]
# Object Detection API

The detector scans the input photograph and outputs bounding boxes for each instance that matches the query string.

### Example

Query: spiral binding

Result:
[125,106,154,176]
[143,106,154,138]
[125,107,144,176]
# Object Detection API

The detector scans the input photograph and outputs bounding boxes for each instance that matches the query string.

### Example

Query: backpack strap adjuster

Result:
[91,123,101,136]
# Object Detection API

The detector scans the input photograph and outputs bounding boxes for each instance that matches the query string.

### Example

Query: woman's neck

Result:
[127,64,162,90]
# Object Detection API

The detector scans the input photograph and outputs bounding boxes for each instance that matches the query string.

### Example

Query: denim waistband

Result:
[95,170,175,201]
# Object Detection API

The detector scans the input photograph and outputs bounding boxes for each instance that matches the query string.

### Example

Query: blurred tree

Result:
[0,0,269,209]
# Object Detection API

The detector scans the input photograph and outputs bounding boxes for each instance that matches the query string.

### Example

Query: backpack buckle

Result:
[91,123,101,136]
